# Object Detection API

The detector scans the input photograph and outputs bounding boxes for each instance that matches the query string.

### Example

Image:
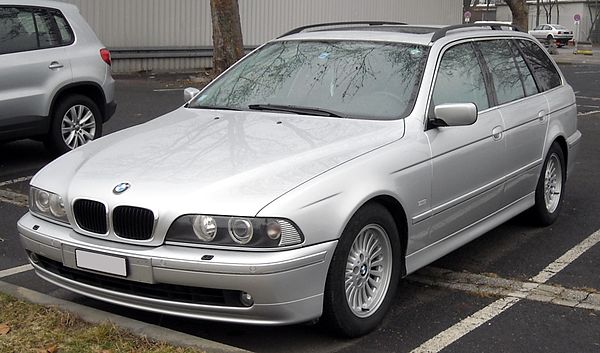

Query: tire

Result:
[321,203,402,337]
[531,142,566,226]
[46,95,103,154]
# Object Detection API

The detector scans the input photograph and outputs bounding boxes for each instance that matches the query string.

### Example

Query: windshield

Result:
[189,40,429,120]
[553,25,568,30]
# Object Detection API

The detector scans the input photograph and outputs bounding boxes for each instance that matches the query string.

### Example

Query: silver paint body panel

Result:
[19,28,581,324]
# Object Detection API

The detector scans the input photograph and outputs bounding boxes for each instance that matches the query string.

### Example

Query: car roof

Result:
[276,23,531,46]
[0,0,78,11]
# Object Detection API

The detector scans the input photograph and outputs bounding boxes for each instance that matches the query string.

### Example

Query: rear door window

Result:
[33,9,61,48]
[477,39,525,105]
[432,42,490,111]
[517,39,562,91]
[0,7,38,54]
[509,41,539,96]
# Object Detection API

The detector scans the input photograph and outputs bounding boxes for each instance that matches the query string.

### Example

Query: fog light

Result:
[29,252,40,264]
[240,292,254,307]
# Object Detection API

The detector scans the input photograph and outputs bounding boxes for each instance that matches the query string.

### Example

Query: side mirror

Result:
[432,103,478,127]
[183,87,200,103]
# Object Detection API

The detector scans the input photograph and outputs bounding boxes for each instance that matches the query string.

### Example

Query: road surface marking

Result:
[0,264,33,279]
[576,96,600,101]
[0,175,32,187]
[578,110,600,117]
[411,228,600,353]
[0,189,28,207]
[410,267,600,312]
[153,88,184,92]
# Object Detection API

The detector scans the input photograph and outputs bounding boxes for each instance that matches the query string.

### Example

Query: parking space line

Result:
[0,189,28,207]
[411,228,600,353]
[0,175,32,187]
[578,110,600,117]
[410,268,600,312]
[0,264,33,279]
[576,96,600,101]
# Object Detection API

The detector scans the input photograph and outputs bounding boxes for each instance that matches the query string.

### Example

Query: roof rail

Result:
[278,21,408,39]
[430,23,523,42]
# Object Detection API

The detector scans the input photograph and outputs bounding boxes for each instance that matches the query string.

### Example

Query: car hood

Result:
[33,108,404,217]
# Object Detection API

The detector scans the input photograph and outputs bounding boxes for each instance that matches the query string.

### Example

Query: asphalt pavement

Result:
[1,64,599,353]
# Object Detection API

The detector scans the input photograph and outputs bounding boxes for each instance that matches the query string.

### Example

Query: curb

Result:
[0,280,251,353]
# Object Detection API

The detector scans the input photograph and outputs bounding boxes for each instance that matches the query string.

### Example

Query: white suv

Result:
[0,0,115,153]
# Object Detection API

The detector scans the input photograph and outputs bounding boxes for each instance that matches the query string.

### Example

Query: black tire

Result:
[321,203,402,337]
[45,95,103,155]
[531,142,566,226]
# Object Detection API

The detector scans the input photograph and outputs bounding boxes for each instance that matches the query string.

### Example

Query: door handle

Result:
[492,126,503,141]
[48,61,64,70]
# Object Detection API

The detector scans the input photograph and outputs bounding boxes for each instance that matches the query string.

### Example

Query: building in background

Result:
[496,0,600,43]
[56,0,462,73]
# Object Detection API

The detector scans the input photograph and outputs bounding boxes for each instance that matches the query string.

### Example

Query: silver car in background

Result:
[529,24,574,46]
[0,0,115,153]
[18,22,580,337]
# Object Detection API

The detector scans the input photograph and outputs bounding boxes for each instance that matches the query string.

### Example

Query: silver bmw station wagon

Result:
[18,22,581,337]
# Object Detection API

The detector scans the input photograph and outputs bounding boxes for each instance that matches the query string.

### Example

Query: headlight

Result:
[166,215,304,248]
[29,187,69,224]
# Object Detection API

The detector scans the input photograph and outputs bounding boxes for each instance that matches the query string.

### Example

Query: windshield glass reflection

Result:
[190,40,429,120]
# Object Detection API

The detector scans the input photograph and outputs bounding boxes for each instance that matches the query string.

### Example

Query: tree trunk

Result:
[210,0,244,74]
[505,0,529,32]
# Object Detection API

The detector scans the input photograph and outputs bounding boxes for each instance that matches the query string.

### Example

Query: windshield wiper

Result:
[188,104,242,111]
[248,104,347,118]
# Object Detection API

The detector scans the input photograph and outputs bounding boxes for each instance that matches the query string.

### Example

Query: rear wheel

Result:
[321,203,402,337]
[531,142,566,226]
[46,95,102,154]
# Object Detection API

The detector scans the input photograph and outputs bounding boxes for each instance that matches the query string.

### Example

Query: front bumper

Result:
[18,212,337,325]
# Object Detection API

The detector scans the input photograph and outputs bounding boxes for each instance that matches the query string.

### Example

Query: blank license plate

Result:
[75,250,127,277]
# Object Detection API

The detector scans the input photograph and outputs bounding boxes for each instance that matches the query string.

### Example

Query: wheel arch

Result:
[358,194,409,277]
[49,82,107,124]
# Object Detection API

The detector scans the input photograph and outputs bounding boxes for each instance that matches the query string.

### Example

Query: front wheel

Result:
[531,143,566,226]
[46,95,103,154]
[321,203,402,337]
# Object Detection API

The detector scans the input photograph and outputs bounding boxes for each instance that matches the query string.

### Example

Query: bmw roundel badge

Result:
[113,182,130,194]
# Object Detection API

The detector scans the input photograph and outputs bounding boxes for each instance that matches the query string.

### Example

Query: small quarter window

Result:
[517,39,561,91]
[50,9,73,45]
[432,42,489,111]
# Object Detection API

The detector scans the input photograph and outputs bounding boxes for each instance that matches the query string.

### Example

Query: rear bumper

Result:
[104,100,117,122]
[18,212,337,325]
[566,129,582,180]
